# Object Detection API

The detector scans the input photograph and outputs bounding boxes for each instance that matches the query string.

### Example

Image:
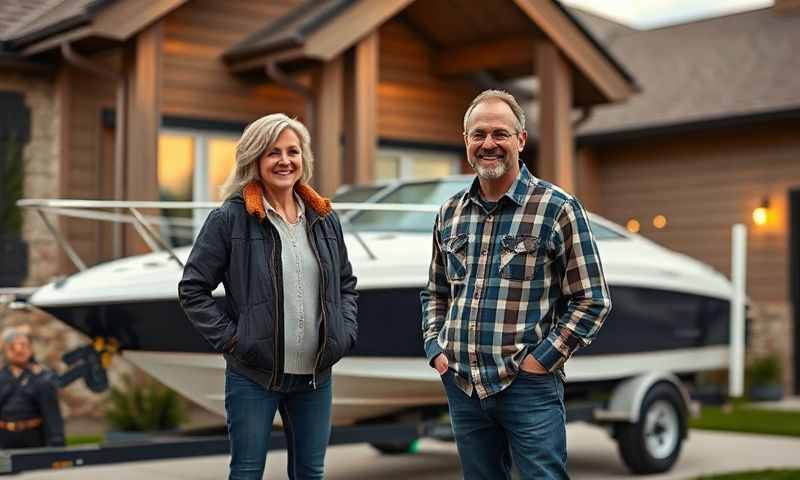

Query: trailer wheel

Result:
[370,439,420,455]
[615,383,686,474]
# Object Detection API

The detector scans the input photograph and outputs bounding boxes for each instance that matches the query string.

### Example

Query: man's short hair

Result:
[463,89,526,133]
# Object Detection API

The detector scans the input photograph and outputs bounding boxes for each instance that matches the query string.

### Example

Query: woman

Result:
[178,114,358,479]
[0,326,65,449]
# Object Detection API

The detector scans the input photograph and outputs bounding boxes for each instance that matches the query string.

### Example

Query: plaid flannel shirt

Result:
[420,163,612,399]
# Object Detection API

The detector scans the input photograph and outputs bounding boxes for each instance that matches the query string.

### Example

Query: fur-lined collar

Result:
[243,181,332,221]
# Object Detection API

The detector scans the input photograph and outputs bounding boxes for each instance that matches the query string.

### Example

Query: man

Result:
[421,90,611,479]
[0,326,65,448]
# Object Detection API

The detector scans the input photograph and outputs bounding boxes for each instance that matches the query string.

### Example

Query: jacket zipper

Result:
[308,216,326,390]
[267,224,283,389]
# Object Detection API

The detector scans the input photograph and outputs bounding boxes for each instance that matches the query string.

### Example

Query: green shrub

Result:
[105,375,187,431]
[746,354,782,386]
[0,133,23,235]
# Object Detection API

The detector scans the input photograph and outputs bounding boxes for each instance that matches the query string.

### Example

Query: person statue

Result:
[0,326,65,448]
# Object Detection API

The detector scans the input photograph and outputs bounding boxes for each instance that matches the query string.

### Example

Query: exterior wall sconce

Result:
[752,197,769,226]
[626,218,640,233]
[653,214,667,229]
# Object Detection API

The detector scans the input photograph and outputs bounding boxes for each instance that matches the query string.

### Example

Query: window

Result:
[347,179,471,233]
[589,221,627,240]
[157,129,238,246]
[376,148,461,181]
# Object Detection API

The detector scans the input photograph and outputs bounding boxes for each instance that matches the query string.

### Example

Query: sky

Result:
[561,0,773,29]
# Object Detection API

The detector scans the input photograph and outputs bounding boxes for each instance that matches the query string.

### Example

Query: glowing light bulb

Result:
[653,215,667,229]
[753,207,768,226]
[626,219,640,233]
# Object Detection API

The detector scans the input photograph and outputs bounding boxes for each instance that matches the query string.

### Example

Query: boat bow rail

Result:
[16,198,441,271]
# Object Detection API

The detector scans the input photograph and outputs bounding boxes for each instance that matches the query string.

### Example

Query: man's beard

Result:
[469,149,509,180]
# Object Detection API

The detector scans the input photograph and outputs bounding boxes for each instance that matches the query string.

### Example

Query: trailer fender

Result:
[593,372,691,425]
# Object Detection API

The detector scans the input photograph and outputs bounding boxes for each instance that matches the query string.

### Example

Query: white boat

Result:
[25,176,733,426]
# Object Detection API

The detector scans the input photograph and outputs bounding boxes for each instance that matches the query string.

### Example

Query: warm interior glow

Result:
[208,138,237,201]
[626,219,640,233]
[653,214,667,229]
[158,134,194,201]
[752,206,768,226]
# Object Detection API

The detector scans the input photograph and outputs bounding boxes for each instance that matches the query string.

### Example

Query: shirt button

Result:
[481,249,488,256]
[474,290,480,299]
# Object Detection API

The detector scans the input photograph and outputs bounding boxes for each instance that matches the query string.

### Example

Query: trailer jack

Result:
[56,337,118,393]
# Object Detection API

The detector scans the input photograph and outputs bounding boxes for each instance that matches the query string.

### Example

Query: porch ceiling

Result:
[222,0,638,108]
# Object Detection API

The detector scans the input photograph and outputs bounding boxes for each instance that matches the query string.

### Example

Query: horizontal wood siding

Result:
[161,0,306,124]
[378,19,477,146]
[593,121,800,303]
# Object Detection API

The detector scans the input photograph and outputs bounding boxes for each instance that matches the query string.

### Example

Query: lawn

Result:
[695,470,800,479]
[689,404,800,437]
[65,435,103,446]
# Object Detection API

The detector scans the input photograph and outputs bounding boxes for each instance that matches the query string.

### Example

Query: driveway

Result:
[16,423,800,479]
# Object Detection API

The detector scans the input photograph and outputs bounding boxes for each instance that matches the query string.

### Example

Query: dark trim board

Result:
[790,187,800,392]
[39,286,730,359]
[577,107,800,146]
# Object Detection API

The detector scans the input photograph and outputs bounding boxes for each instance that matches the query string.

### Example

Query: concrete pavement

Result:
[15,423,800,479]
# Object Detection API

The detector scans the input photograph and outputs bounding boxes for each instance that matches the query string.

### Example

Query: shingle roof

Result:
[223,0,355,63]
[576,7,800,135]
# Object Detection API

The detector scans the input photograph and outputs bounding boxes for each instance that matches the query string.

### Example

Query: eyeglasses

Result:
[465,129,518,144]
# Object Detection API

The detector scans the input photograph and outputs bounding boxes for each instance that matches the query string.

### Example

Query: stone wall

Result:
[748,301,795,395]
[0,70,135,424]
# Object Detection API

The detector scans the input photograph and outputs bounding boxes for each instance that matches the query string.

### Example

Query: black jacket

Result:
[0,365,65,447]
[178,181,358,389]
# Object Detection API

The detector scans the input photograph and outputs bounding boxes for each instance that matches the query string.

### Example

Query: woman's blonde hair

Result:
[219,113,315,200]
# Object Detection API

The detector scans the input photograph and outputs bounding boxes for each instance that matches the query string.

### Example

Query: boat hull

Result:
[123,345,730,425]
[37,285,730,424]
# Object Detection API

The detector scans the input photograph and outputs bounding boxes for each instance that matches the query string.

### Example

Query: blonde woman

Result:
[179,114,358,479]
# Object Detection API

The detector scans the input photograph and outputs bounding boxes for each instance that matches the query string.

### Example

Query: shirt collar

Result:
[465,161,537,208]
[262,192,305,220]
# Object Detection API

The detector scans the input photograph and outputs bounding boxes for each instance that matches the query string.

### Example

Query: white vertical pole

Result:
[729,224,747,398]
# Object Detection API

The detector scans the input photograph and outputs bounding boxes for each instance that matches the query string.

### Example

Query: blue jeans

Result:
[225,368,332,480]
[442,370,568,480]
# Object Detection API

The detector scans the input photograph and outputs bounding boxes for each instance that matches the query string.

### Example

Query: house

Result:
[570,1,800,393]
[0,0,635,419]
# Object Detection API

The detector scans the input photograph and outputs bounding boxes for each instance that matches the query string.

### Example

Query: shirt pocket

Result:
[442,233,468,282]
[499,235,540,281]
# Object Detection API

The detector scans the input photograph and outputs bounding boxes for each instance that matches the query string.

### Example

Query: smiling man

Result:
[421,90,612,479]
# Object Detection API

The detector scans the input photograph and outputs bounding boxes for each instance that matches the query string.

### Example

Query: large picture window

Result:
[158,129,238,246]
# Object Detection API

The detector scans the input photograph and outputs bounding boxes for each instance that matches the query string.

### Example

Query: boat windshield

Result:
[337,178,629,240]
[341,179,470,233]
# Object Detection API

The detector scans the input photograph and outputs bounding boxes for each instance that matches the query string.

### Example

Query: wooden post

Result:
[536,41,574,192]
[56,68,72,273]
[125,22,162,254]
[352,31,378,185]
[313,56,344,196]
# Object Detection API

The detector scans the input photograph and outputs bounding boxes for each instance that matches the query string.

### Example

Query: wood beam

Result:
[125,21,162,254]
[513,0,634,103]
[536,41,574,192]
[352,31,378,185]
[304,0,412,61]
[313,56,344,196]
[434,35,534,76]
[92,0,188,40]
